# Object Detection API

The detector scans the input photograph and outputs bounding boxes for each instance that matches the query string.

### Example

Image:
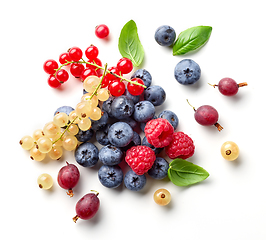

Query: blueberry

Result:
[108,122,134,147]
[54,106,74,116]
[174,59,201,85]
[102,96,115,118]
[96,124,111,146]
[75,142,99,167]
[158,110,179,130]
[98,165,123,188]
[121,131,141,152]
[142,136,163,155]
[111,95,135,120]
[124,170,146,191]
[144,85,166,106]
[120,117,138,130]
[148,157,169,179]
[75,128,94,142]
[91,111,109,131]
[155,25,176,47]
[133,101,155,123]
[124,88,140,104]
[131,69,152,88]
[99,144,123,165]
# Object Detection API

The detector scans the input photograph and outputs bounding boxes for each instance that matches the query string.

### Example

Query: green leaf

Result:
[173,26,212,55]
[118,20,144,67]
[168,158,209,186]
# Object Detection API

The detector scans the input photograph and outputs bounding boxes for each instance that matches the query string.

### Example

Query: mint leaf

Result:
[168,158,209,186]
[118,20,144,67]
[173,26,212,55]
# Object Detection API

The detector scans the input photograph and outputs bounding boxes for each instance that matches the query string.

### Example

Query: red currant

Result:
[47,75,61,88]
[85,45,99,60]
[117,58,133,74]
[95,24,109,39]
[108,79,125,97]
[56,69,69,83]
[68,47,83,61]
[105,66,120,81]
[98,75,110,88]
[70,63,85,78]
[86,58,102,74]
[81,68,97,81]
[59,52,72,65]
[43,59,58,74]
[127,78,145,96]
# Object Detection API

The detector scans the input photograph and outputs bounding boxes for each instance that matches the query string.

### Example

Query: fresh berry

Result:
[68,46,83,61]
[148,157,169,179]
[133,100,156,123]
[91,111,109,131]
[108,79,126,97]
[85,45,99,60]
[131,69,152,88]
[99,144,123,165]
[116,57,133,74]
[48,75,61,88]
[123,88,140,104]
[153,188,171,206]
[75,128,94,142]
[98,165,123,188]
[121,131,141,153]
[86,57,102,72]
[96,124,111,146]
[43,59,58,74]
[158,110,179,130]
[57,162,80,197]
[120,117,138,130]
[70,63,85,78]
[125,145,156,175]
[81,68,97,81]
[124,169,146,191]
[221,141,239,161]
[127,78,145,96]
[174,59,201,85]
[108,122,134,148]
[95,24,109,39]
[75,142,99,167]
[110,95,134,119]
[187,100,223,131]
[102,96,115,118]
[155,25,176,46]
[59,52,71,65]
[55,69,69,83]
[165,132,195,159]
[73,192,100,222]
[211,77,248,96]
[144,118,174,148]
[106,66,120,81]
[144,85,166,106]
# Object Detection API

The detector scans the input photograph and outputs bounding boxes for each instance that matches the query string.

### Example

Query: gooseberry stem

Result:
[186,99,196,111]
[238,82,248,87]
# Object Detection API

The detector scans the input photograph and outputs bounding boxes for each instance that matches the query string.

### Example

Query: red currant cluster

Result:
[43,46,145,97]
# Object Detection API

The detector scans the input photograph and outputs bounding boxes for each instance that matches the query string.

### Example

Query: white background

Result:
[1,0,266,239]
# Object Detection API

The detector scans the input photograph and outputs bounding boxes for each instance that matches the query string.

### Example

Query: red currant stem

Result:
[52,116,79,144]
[53,61,72,76]
[208,83,218,88]
[89,63,108,100]
[238,82,248,87]
[186,99,196,112]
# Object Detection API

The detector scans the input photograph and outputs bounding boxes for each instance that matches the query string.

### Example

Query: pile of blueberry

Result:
[55,68,178,191]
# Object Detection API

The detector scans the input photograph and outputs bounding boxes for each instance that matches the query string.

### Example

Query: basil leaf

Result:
[168,158,209,186]
[173,26,212,55]
[118,20,144,67]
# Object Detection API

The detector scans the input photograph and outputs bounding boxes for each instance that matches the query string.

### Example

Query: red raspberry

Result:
[125,146,156,175]
[165,132,195,159]
[144,118,174,148]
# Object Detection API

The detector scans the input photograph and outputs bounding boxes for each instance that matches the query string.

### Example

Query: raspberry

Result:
[125,146,156,175]
[144,118,174,148]
[165,132,195,159]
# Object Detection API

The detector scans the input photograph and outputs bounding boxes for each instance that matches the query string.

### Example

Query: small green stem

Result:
[52,116,78,144]
[186,99,196,111]
[89,63,108,100]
